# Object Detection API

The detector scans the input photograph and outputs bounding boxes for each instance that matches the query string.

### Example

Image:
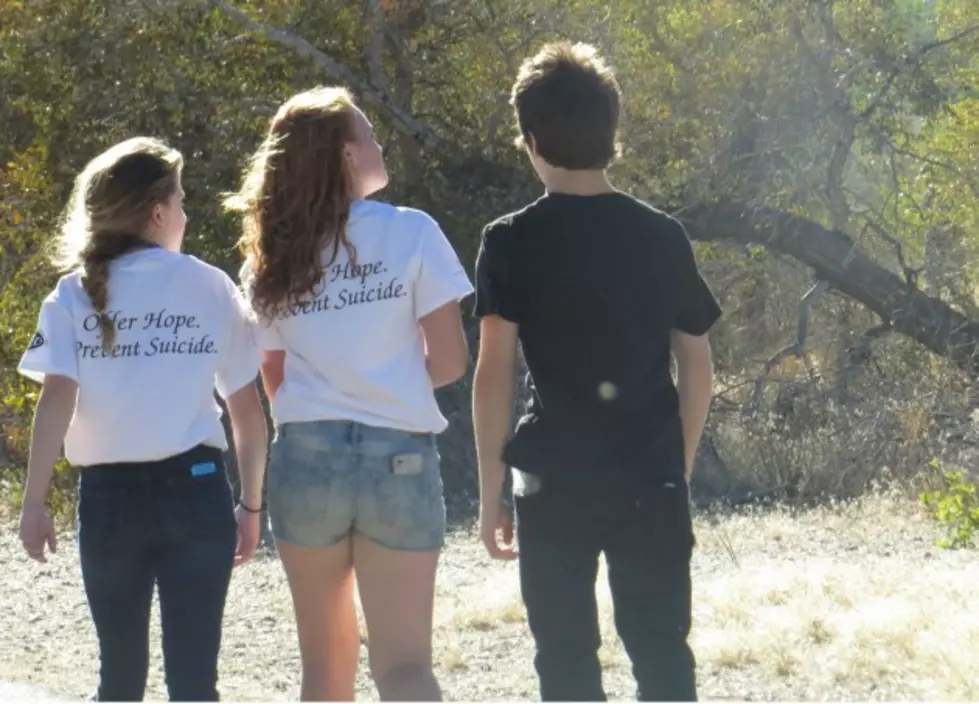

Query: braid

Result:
[80,233,141,351]
[51,137,184,347]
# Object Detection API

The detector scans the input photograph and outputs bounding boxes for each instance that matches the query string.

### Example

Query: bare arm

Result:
[259,350,285,401]
[671,330,714,481]
[19,374,77,561]
[419,300,469,388]
[473,316,519,517]
[225,381,268,510]
[23,375,77,510]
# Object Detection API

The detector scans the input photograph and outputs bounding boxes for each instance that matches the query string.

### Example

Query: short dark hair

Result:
[510,42,621,170]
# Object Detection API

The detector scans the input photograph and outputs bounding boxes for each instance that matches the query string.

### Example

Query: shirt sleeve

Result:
[238,258,284,352]
[670,220,722,336]
[18,282,80,384]
[413,215,474,319]
[472,224,521,323]
[215,274,262,399]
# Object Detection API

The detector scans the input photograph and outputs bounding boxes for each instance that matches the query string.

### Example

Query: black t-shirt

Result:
[472,191,721,491]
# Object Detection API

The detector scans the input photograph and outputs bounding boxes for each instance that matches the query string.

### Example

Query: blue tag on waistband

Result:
[190,462,217,477]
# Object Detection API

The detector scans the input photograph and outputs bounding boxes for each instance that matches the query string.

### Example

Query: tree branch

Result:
[363,0,391,96]
[835,323,892,402]
[790,12,855,230]
[679,202,979,378]
[860,217,920,288]
[202,0,442,149]
[750,280,831,410]
[873,125,979,200]
[825,115,856,230]
[860,23,979,121]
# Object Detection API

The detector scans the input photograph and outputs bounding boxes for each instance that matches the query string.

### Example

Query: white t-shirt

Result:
[242,199,474,433]
[18,248,261,467]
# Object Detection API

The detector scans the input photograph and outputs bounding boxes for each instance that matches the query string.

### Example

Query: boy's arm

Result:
[473,315,519,559]
[668,219,721,482]
[671,331,714,481]
[473,315,518,503]
[471,224,521,559]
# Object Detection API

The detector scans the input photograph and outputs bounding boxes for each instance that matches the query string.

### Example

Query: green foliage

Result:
[921,461,979,549]
[1,459,78,524]
[1,0,978,511]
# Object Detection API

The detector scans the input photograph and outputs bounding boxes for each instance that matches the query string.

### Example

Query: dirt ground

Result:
[1,491,977,701]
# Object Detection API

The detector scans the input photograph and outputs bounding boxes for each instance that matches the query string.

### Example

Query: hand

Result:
[19,504,56,563]
[233,505,261,567]
[479,499,517,560]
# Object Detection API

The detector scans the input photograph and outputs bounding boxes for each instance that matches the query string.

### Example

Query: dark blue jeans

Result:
[77,444,237,702]
[515,479,697,702]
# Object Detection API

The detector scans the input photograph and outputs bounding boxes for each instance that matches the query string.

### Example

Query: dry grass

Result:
[1,491,977,701]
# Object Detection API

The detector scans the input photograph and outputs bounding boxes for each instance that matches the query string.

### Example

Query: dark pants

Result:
[516,479,697,702]
[77,445,238,702]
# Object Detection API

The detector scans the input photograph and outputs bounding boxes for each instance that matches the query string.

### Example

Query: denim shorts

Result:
[267,420,446,552]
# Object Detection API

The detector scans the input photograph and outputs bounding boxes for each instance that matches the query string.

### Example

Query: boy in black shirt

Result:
[471,42,720,702]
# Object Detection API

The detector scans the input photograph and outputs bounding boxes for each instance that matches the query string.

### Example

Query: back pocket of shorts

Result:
[373,449,444,540]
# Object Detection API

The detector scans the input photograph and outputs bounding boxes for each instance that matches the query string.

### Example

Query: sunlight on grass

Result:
[439,645,469,672]
[1,493,976,701]
[689,551,979,698]
[449,593,525,632]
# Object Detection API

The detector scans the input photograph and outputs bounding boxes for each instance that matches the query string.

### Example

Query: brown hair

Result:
[52,137,183,350]
[224,86,359,321]
[511,42,621,170]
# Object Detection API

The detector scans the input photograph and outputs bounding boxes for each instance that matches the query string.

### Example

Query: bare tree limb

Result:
[813,2,857,227]
[750,280,831,410]
[202,0,442,149]
[860,217,920,288]
[873,125,979,200]
[793,14,978,234]
[825,115,856,230]
[836,323,892,402]
[363,0,391,96]
[679,202,979,378]
[790,12,855,230]
[860,23,979,121]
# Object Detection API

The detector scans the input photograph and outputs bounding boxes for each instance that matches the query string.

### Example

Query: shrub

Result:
[920,461,979,550]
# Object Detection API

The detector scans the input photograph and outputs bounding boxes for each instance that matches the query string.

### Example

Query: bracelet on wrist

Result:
[237,500,264,514]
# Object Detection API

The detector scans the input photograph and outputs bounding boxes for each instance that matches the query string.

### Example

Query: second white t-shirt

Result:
[18,248,261,466]
[243,199,474,433]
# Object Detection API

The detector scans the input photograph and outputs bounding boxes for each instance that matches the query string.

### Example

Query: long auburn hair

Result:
[52,137,183,350]
[224,86,359,321]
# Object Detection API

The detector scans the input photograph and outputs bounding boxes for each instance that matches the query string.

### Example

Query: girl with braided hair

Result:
[17,137,268,701]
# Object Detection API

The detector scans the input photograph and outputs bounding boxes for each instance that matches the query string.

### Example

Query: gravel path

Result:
[0,681,70,701]
[2,491,976,701]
